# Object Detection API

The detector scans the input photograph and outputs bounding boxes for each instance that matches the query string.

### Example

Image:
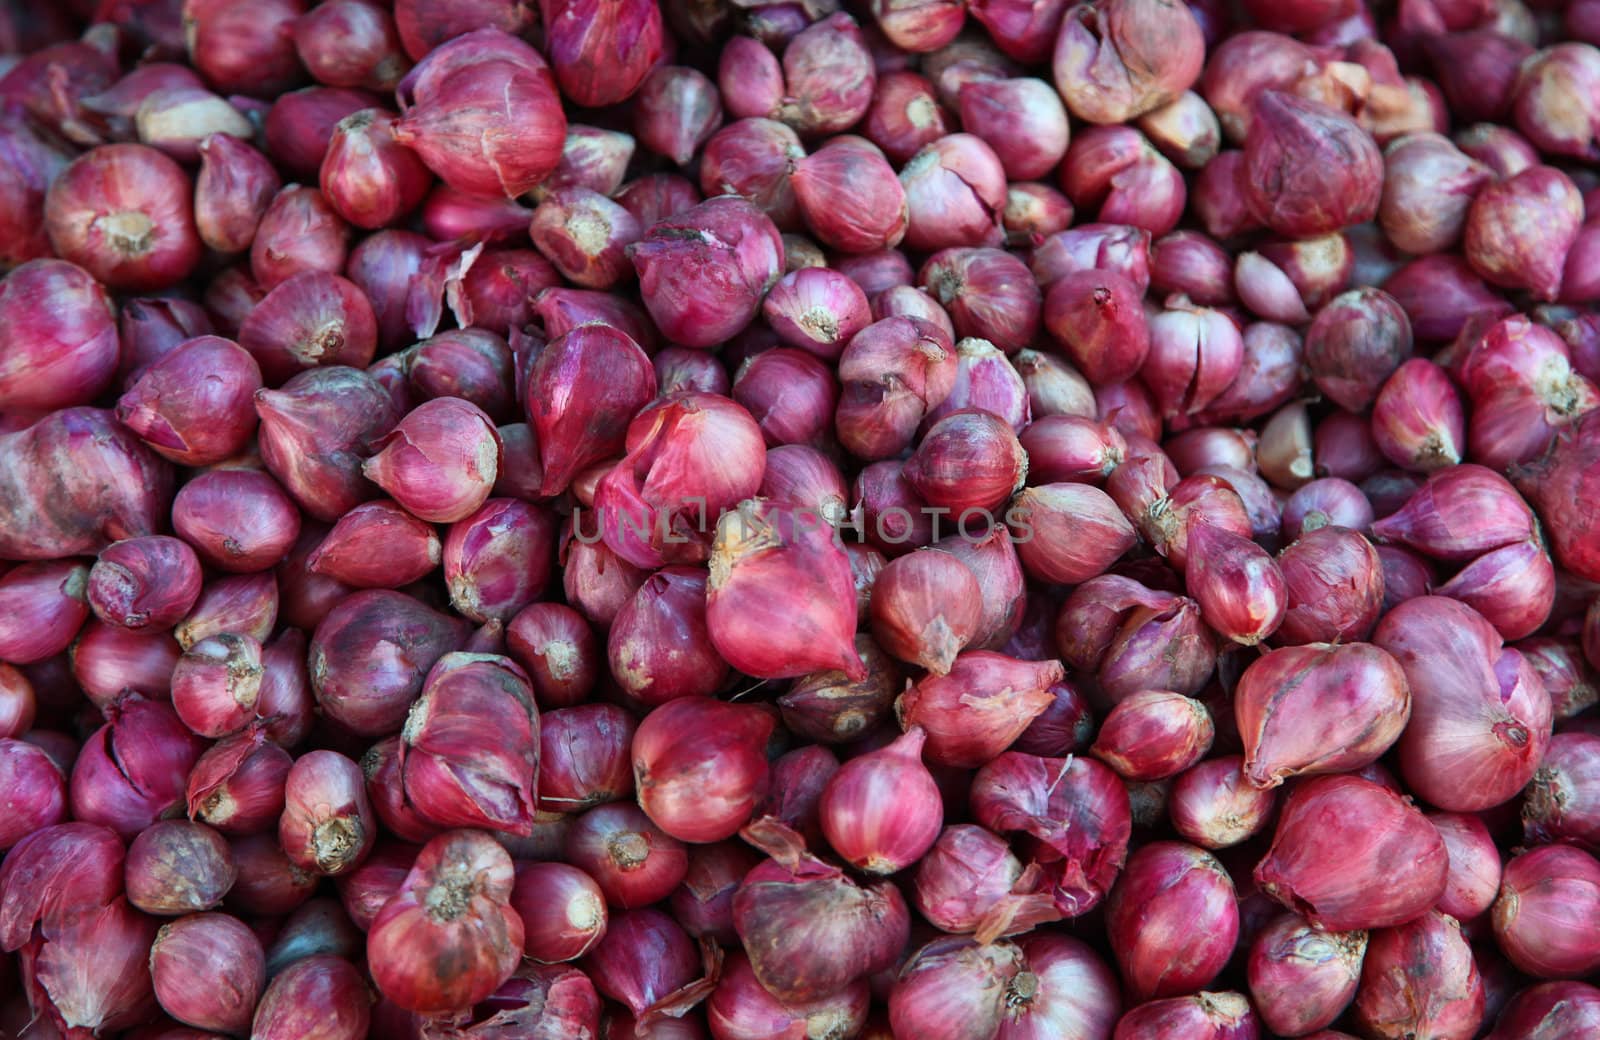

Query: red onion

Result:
[1511,43,1600,159]
[899,133,1006,252]
[0,739,65,850]
[706,499,863,680]
[732,818,908,1004]
[115,335,262,467]
[1379,133,1492,255]
[1492,845,1600,978]
[1356,902,1491,1030]
[1091,690,1215,782]
[1255,774,1448,930]
[1512,409,1600,582]
[291,0,408,91]
[603,567,726,705]
[1371,358,1465,473]
[393,46,564,199]
[1111,991,1259,1039]
[972,752,1131,917]
[279,749,373,877]
[1485,981,1600,1039]
[169,632,264,738]
[774,13,876,135]
[1301,288,1413,414]
[776,636,899,745]
[70,697,204,839]
[1043,269,1150,387]
[71,622,181,707]
[1228,640,1408,787]
[911,824,1061,942]
[633,697,772,844]
[0,821,124,954]
[1460,315,1599,471]
[227,832,317,915]
[43,143,201,292]
[709,950,869,1040]
[1428,810,1502,923]
[814,726,939,874]
[362,397,500,524]
[731,347,838,449]
[565,802,688,909]
[790,138,908,256]
[758,744,838,852]
[185,726,292,836]
[868,549,981,673]
[526,187,642,290]
[502,603,597,709]
[1373,596,1552,811]
[86,535,201,633]
[441,498,555,624]
[1274,526,1384,646]
[531,703,631,816]
[863,71,949,164]
[1241,92,1383,238]
[629,196,781,349]
[543,0,663,106]
[255,365,402,522]
[251,954,371,1039]
[510,861,606,964]
[368,829,522,1015]
[399,653,537,835]
[1464,165,1584,302]
[0,665,36,740]
[309,587,467,736]
[149,912,265,1034]
[316,108,431,231]
[172,468,301,574]
[248,186,350,292]
[888,936,1027,1040]
[16,894,161,1036]
[582,905,712,1020]
[900,652,1061,768]
[175,571,279,650]
[1059,126,1187,236]
[308,501,440,589]
[337,841,416,931]
[526,323,655,499]
[654,347,731,398]
[1372,465,1535,562]
[0,108,72,269]
[1184,521,1286,645]
[1434,538,1556,641]
[0,259,119,413]
[1051,0,1204,124]
[1247,912,1365,1037]
[0,562,89,664]
[1169,756,1274,850]
[1106,841,1238,1000]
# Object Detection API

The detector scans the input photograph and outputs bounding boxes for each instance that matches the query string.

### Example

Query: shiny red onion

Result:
[1254,774,1448,930]
[1106,841,1238,1001]
[633,697,773,844]
[1373,596,1552,811]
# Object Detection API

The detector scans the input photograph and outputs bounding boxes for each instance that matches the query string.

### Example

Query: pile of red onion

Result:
[3,0,1600,1036]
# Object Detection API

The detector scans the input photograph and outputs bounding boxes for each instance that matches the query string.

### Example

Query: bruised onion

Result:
[368,829,523,1014]
[1247,913,1365,1037]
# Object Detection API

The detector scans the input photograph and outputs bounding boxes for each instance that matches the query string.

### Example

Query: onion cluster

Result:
[0,0,1598,1037]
